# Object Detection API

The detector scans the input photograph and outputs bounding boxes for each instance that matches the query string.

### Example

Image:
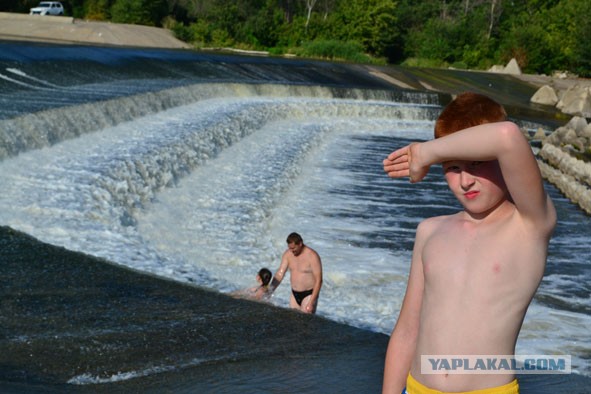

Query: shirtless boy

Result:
[270,232,323,314]
[382,93,556,394]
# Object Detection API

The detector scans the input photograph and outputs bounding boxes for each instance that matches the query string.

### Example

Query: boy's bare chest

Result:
[422,221,517,278]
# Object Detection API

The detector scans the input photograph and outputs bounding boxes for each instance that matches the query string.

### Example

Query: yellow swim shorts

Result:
[404,373,519,394]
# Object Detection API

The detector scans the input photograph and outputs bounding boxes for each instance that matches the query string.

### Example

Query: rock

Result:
[545,126,568,146]
[532,128,547,141]
[503,58,522,75]
[564,116,588,134]
[531,85,559,106]
[553,71,569,79]
[538,118,591,215]
[561,129,580,147]
[488,58,522,75]
[552,70,578,79]
[540,143,591,185]
[538,160,591,215]
[556,88,568,101]
[556,85,591,117]
[488,65,505,73]
[545,126,587,152]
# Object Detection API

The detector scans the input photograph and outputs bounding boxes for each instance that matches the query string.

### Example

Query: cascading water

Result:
[1,41,589,391]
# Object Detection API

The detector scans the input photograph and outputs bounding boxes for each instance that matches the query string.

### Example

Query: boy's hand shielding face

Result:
[383,143,429,183]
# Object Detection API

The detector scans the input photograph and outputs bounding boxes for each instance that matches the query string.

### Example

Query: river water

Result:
[0,41,589,393]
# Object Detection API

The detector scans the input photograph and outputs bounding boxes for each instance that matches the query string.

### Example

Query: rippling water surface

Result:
[0,41,589,392]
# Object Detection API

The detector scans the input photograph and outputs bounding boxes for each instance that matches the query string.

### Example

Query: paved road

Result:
[0,12,191,49]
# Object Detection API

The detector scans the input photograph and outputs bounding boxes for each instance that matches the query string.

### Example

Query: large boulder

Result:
[564,116,588,134]
[503,58,522,75]
[556,85,591,117]
[487,58,521,74]
[531,85,559,106]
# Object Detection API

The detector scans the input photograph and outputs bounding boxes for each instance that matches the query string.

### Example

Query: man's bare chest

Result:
[288,257,312,274]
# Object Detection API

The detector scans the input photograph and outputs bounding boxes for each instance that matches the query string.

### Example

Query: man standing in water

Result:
[269,232,323,314]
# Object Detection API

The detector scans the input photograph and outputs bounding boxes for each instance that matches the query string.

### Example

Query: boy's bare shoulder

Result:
[415,213,461,243]
[419,212,460,230]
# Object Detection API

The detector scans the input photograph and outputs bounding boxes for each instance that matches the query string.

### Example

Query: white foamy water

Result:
[0,94,589,375]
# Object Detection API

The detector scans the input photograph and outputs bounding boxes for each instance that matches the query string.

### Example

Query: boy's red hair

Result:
[435,92,507,138]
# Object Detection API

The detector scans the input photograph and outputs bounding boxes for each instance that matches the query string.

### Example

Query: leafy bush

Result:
[268,46,288,56]
[210,28,233,48]
[83,0,110,20]
[169,21,194,43]
[110,0,167,26]
[401,57,449,69]
[293,39,381,64]
[450,61,468,70]
[190,20,212,46]
[111,0,151,25]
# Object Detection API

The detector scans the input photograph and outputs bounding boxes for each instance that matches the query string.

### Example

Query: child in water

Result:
[231,268,273,301]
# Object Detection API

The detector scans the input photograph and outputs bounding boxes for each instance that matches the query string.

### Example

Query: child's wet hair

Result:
[258,268,272,286]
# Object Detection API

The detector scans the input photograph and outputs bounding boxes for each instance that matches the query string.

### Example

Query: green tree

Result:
[497,0,587,75]
[497,16,553,73]
[84,0,112,20]
[398,0,495,65]
[111,0,167,26]
[325,0,398,60]
[386,0,441,62]
[241,0,286,48]
[571,0,591,76]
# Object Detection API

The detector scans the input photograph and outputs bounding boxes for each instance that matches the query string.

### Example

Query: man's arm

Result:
[305,251,323,313]
[384,122,556,233]
[269,252,289,292]
[383,221,426,394]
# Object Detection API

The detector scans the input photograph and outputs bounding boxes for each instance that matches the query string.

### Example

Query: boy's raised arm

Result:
[385,121,556,232]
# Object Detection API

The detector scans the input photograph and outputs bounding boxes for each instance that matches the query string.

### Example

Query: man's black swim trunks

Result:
[292,289,313,306]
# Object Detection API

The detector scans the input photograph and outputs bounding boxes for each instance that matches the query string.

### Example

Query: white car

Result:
[29,2,64,16]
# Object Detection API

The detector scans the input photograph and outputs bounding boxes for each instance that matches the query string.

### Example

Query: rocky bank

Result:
[536,116,591,215]
[520,68,591,215]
